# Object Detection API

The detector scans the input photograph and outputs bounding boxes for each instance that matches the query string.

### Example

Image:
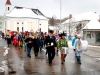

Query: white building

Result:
[0,15,4,33]
[4,0,48,33]
[61,12,100,38]
[83,19,100,45]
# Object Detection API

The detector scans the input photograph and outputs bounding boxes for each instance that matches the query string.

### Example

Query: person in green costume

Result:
[57,32,69,64]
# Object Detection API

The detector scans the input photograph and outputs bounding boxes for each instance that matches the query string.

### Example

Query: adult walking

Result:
[74,34,82,64]
[6,30,11,47]
[25,35,33,58]
[57,33,69,64]
[6,34,11,47]
[33,34,41,57]
[45,30,57,66]
[72,34,77,57]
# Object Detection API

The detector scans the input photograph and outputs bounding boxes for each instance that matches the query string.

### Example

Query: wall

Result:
[5,18,48,33]
[0,16,4,33]
[39,20,48,33]
[83,31,96,45]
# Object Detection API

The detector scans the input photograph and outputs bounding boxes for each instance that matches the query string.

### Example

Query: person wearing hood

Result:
[74,34,82,64]
[72,34,78,57]
[57,32,69,64]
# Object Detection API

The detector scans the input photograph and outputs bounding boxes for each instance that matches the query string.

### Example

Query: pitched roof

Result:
[62,12,99,24]
[83,19,100,29]
[73,12,99,22]
[6,0,11,5]
[6,6,47,19]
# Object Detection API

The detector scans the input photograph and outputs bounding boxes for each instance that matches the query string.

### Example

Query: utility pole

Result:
[59,0,62,32]
[69,14,72,40]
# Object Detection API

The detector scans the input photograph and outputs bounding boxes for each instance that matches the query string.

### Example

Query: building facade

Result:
[0,16,4,33]
[83,19,100,45]
[4,0,48,33]
[60,12,99,39]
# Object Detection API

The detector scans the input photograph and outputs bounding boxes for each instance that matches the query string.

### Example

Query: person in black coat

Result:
[45,30,57,66]
[25,36,33,58]
[6,35,11,47]
[33,36,41,57]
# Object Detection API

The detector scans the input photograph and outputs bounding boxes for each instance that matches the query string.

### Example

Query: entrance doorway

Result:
[96,33,100,43]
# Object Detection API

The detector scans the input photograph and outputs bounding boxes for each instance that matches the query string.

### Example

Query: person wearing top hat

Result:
[45,30,57,66]
[57,32,69,64]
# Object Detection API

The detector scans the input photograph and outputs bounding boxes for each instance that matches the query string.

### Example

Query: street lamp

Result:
[68,14,72,40]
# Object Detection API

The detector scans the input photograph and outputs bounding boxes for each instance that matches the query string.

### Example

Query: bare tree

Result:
[48,16,69,26]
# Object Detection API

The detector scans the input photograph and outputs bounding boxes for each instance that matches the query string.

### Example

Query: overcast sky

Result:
[0,0,100,19]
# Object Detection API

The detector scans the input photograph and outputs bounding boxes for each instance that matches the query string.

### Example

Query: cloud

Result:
[21,0,61,18]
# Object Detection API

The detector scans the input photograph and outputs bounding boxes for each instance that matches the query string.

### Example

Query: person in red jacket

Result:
[13,35,18,47]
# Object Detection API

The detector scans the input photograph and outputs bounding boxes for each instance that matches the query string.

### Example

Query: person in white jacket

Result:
[74,34,82,64]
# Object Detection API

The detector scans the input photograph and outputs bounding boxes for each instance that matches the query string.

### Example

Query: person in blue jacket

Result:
[72,34,77,57]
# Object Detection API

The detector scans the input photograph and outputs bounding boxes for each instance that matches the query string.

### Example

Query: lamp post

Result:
[68,14,72,40]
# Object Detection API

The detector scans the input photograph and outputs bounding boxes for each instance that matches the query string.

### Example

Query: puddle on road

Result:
[24,66,33,74]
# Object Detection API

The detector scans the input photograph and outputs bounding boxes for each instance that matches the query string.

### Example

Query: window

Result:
[17,27,19,32]
[17,22,19,24]
[8,7,10,11]
[22,22,24,24]
[87,32,91,39]
[22,27,24,31]
[96,33,100,42]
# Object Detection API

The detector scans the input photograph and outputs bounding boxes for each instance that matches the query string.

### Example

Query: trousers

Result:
[47,46,55,64]
[77,56,81,63]
[27,47,31,56]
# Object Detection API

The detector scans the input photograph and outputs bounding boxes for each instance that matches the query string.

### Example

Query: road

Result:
[0,39,100,75]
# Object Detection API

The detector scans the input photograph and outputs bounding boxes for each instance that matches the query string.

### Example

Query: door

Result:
[96,33,100,43]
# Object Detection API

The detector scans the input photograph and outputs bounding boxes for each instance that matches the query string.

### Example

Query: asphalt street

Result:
[0,39,100,75]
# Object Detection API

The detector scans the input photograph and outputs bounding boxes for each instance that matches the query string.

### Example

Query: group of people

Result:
[3,29,84,66]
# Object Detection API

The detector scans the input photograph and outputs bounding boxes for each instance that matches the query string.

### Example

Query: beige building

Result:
[4,0,48,33]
